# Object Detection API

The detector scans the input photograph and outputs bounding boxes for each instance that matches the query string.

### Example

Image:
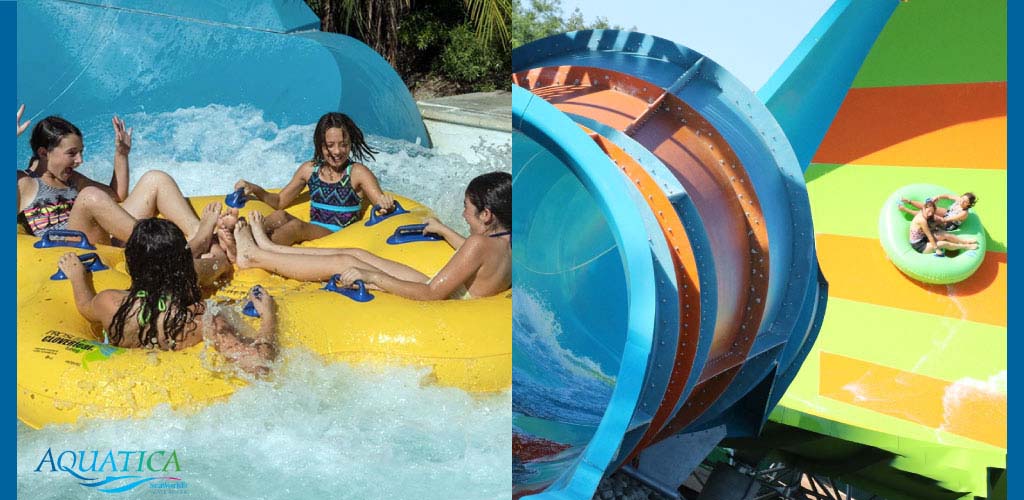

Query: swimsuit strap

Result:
[488,231,511,238]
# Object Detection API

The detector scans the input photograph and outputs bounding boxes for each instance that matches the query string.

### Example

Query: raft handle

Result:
[34,229,96,250]
[51,253,110,280]
[386,224,444,245]
[225,187,248,208]
[364,200,409,227]
[322,275,374,302]
[242,285,264,317]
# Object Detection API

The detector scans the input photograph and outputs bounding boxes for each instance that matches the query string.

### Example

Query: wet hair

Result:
[108,219,204,349]
[312,112,377,164]
[963,192,977,208]
[921,199,942,225]
[27,116,82,169]
[466,171,512,230]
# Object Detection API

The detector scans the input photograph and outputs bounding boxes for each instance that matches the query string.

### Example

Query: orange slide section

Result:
[819,352,1006,448]
[816,234,1006,326]
[813,82,1006,169]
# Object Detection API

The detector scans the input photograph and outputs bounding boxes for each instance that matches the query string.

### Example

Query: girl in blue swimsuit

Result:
[230,172,512,301]
[233,112,395,246]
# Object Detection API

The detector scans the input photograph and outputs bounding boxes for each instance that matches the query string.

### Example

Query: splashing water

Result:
[17,104,511,235]
[17,105,511,498]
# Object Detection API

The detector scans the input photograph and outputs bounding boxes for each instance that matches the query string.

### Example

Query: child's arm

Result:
[235,162,311,209]
[17,104,31,137]
[58,253,118,324]
[340,237,486,301]
[349,163,395,214]
[423,216,466,249]
[918,218,938,247]
[109,116,131,201]
[71,116,132,201]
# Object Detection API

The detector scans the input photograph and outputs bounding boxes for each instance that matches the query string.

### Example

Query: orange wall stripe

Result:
[817,234,1006,326]
[819,352,1006,448]
[813,82,1006,169]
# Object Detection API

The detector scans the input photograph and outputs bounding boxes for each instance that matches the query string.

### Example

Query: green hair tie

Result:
[135,290,152,326]
[157,295,168,313]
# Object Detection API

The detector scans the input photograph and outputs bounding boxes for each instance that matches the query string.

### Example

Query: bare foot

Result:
[233,219,260,269]
[188,202,222,257]
[248,211,276,249]
[218,208,240,232]
[218,226,237,263]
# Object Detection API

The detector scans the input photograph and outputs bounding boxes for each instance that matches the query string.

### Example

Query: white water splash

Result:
[18,104,512,498]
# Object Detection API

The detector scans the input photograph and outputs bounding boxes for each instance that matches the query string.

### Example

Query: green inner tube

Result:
[878,184,986,284]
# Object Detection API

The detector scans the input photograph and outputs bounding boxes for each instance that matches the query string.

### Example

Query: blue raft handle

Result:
[386,224,444,245]
[242,285,264,317]
[51,253,110,280]
[225,188,248,209]
[322,275,374,302]
[34,229,95,250]
[364,200,408,227]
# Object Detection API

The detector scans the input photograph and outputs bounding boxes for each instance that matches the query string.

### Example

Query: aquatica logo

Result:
[35,447,187,494]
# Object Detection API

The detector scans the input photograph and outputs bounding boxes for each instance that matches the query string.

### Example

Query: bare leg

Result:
[188,202,222,258]
[269,218,332,246]
[235,220,428,283]
[935,231,976,246]
[119,170,202,241]
[65,186,138,244]
[250,212,350,255]
[194,244,231,287]
[217,226,237,263]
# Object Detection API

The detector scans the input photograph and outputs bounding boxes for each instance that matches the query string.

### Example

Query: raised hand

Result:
[17,104,31,137]
[112,115,133,155]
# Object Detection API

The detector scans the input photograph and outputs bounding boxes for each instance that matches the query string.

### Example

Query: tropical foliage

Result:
[306,0,511,94]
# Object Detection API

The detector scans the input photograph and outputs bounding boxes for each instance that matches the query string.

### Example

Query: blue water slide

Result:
[17,0,429,150]
[512,2,894,494]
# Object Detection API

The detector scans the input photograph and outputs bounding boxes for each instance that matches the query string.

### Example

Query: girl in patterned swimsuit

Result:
[899,192,976,231]
[908,200,979,255]
[229,172,512,301]
[233,112,396,246]
[16,114,224,260]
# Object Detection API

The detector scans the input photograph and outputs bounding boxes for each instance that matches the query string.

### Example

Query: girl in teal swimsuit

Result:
[230,172,512,301]
[233,112,396,246]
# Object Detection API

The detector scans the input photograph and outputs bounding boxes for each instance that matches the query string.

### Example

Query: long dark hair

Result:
[27,116,82,170]
[312,112,377,164]
[108,219,203,349]
[466,172,511,230]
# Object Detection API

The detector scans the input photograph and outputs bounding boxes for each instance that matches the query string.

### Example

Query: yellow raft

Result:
[17,194,511,429]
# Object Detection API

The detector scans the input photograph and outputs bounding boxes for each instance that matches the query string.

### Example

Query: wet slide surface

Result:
[771,1,1007,497]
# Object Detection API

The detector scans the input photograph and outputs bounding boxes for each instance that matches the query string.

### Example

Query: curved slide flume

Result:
[17,0,429,148]
[509,23,882,496]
